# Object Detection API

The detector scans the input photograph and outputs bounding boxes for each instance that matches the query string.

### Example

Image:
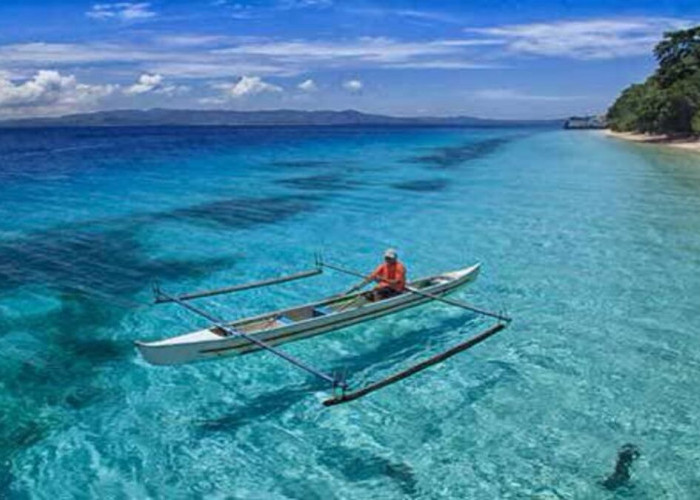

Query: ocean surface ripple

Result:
[1,126,700,498]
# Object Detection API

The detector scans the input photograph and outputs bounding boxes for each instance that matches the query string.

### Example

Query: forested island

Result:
[607,26,700,136]
[0,108,562,128]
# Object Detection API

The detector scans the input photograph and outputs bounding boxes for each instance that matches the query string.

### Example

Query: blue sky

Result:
[0,0,698,119]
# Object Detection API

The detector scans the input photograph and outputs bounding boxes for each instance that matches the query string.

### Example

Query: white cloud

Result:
[198,96,227,105]
[343,79,363,92]
[0,69,23,80]
[211,0,331,19]
[124,73,189,96]
[0,70,115,117]
[385,61,500,69]
[214,76,283,98]
[394,9,457,24]
[125,73,163,94]
[466,17,694,59]
[0,42,158,65]
[0,41,291,79]
[0,37,498,81]
[297,78,317,91]
[86,2,156,21]
[156,35,229,47]
[472,88,584,101]
[150,62,286,79]
[229,3,258,19]
[347,7,458,25]
[277,0,333,9]
[213,37,497,65]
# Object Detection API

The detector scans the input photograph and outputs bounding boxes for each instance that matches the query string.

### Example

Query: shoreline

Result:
[604,129,700,152]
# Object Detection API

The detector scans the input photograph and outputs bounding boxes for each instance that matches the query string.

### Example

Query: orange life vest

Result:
[370,260,406,291]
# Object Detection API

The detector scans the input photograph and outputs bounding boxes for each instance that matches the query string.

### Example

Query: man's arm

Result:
[345,265,383,294]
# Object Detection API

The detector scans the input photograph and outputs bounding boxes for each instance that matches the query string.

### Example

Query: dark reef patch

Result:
[0,226,234,298]
[160,194,319,230]
[277,480,326,500]
[319,444,418,496]
[404,137,512,168]
[268,160,336,169]
[0,219,239,462]
[0,414,50,489]
[601,444,641,491]
[392,179,449,192]
[196,384,316,435]
[63,383,108,410]
[275,173,355,191]
[0,463,12,499]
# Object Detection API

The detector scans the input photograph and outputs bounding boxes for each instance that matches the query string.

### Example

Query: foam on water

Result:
[2,126,700,498]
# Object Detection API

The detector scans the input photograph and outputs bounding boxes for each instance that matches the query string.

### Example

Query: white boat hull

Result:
[135,264,480,365]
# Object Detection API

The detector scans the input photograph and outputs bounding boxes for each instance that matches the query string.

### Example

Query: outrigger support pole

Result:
[405,287,511,323]
[154,288,347,391]
[323,321,506,406]
[154,267,323,304]
[319,260,512,323]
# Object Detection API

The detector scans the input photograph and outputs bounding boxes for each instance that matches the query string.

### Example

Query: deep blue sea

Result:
[2,126,700,499]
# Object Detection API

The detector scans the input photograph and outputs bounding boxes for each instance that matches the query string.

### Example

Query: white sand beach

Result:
[604,129,700,153]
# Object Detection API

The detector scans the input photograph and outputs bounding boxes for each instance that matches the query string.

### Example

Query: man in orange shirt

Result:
[346,248,407,301]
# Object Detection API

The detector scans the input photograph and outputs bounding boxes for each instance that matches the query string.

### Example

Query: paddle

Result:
[320,260,511,323]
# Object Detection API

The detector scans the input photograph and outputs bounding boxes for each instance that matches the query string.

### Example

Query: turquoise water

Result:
[2,126,700,498]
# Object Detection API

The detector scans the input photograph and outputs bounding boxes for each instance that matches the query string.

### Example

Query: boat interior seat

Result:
[277,315,295,325]
[313,305,334,316]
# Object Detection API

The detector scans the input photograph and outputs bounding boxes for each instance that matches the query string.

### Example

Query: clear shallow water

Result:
[1,126,700,499]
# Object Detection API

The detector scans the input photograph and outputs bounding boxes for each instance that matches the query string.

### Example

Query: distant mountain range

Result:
[0,108,564,128]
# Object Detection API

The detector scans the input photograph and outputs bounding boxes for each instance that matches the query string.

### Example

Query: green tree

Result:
[659,75,700,133]
[654,26,700,87]
[692,110,700,134]
[607,80,664,133]
[607,25,700,135]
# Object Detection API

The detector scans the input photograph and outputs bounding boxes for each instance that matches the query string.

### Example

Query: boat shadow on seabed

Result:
[196,313,504,432]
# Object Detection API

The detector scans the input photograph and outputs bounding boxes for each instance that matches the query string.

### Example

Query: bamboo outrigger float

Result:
[136,256,511,406]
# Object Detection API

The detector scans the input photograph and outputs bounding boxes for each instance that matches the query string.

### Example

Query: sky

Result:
[0,0,698,119]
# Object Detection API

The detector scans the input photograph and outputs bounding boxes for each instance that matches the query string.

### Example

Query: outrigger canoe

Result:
[136,264,481,366]
[137,257,511,405]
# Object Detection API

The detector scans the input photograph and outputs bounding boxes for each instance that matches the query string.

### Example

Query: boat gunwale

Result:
[200,288,459,356]
[228,269,468,327]
[136,264,480,350]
